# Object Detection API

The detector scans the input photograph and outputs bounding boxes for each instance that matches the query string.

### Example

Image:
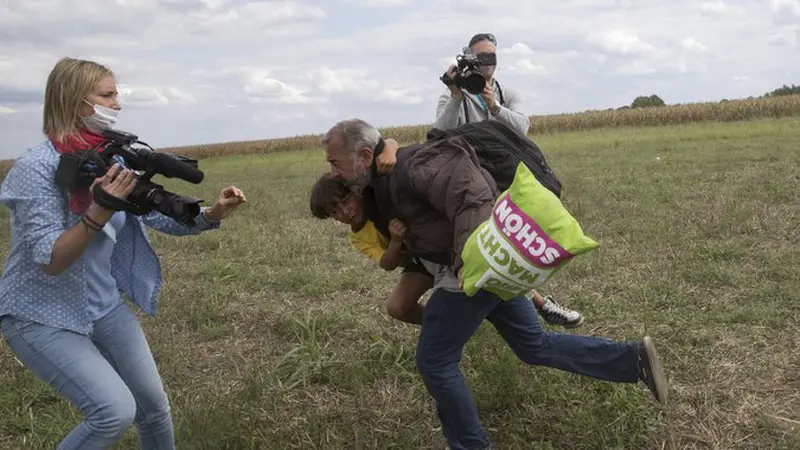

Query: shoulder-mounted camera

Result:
[54,129,207,227]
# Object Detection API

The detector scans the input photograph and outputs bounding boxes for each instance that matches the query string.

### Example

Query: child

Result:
[310,169,432,325]
[310,165,586,329]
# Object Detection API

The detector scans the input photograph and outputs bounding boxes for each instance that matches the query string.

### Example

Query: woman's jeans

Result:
[1,302,174,450]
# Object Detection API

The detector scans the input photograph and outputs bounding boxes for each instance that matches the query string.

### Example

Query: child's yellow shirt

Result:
[349,220,389,265]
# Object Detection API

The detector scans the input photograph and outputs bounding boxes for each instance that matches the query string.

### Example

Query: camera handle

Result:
[91,183,150,215]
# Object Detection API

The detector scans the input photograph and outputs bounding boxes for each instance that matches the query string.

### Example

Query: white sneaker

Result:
[536,295,584,328]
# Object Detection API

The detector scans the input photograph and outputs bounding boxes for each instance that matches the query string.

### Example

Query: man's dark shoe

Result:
[638,336,668,405]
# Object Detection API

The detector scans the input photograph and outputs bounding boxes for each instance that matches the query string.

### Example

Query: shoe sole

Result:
[643,336,668,406]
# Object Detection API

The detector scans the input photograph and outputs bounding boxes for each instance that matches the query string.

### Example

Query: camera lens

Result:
[151,191,201,225]
[462,72,486,94]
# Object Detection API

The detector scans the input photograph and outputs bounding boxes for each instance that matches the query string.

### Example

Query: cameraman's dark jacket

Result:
[363,136,499,271]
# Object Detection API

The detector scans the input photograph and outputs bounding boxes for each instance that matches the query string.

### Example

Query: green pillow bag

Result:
[460,163,600,300]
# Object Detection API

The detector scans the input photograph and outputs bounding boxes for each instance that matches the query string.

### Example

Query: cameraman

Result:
[434,32,531,135]
[434,33,584,328]
[0,57,246,450]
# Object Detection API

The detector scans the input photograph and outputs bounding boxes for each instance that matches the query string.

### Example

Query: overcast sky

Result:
[0,0,797,158]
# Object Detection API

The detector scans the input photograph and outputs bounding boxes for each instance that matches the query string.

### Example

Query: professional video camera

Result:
[54,129,207,226]
[439,48,497,95]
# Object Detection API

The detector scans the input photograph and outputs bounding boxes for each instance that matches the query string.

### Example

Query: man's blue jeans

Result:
[415,288,641,450]
[1,302,174,450]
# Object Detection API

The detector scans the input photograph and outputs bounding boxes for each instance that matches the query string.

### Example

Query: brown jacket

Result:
[363,136,499,271]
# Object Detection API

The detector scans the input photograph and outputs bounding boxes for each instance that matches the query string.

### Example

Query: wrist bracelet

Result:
[82,213,105,230]
[81,217,102,232]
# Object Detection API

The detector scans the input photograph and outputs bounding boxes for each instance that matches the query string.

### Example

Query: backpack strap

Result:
[366,142,417,238]
[479,121,562,197]
[369,137,386,176]
[495,80,505,106]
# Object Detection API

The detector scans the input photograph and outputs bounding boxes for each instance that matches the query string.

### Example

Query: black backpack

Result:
[423,120,562,197]
[364,120,562,265]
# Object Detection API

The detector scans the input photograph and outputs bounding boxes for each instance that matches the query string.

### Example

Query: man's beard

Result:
[347,166,372,194]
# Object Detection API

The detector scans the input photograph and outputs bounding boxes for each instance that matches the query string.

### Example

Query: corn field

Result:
[160,94,800,160]
[1,94,799,173]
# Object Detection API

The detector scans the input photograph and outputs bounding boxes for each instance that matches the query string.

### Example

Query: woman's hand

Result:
[44,164,136,275]
[203,185,247,221]
[91,164,137,200]
[88,163,137,221]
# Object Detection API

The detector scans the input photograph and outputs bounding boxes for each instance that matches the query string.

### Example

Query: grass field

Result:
[0,117,798,449]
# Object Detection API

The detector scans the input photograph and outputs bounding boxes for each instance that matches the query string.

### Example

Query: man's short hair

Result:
[468,32,497,48]
[322,118,381,157]
[309,172,351,220]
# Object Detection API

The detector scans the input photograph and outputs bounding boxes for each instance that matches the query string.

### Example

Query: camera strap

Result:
[496,81,505,105]
[462,80,505,124]
[91,183,150,215]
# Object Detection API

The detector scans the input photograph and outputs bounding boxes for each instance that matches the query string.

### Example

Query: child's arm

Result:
[379,219,408,271]
[376,138,399,174]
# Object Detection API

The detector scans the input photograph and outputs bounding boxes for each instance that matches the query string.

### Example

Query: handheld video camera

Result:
[54,129,206,227]
[439,48,497,95]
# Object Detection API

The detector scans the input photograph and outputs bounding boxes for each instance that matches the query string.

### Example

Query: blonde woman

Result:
[0,57,246,449]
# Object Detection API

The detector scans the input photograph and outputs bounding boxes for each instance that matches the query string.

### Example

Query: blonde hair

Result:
[43,57,114,142]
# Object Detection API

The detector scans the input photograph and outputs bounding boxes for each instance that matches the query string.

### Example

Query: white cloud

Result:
[700,0,745,14]
[589,31,655,55]
[344,0,411,5]
[768,0,800,23]
[680,37,710,53]
[253,110,308,124]
[502,43,534,56]
[310,67,373,95]
[617,60,658,76]
[378,88,423,105]
[767,30,798,46]
[178,1,326,38]
[243,74,319,105]
[0,0,796,158]
[119,86,169,107]
[118,85,197,107]
[507,59,547,75]
[304,66,427,106]
[0,106,16,115]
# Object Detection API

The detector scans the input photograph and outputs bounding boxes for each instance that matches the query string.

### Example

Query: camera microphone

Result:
[100,129,204,184]
[141,151,204,184]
